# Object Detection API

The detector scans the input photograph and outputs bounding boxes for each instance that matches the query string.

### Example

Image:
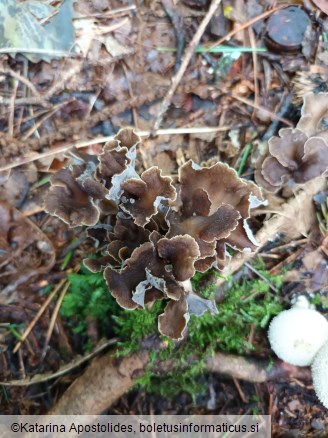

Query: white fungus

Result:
[268,296,328,366]
[312,340,328,409]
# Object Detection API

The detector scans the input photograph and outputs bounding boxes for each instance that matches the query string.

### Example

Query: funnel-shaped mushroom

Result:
[46,127,265,340]
[45,164,107,227]
[167,160,264,271]
[256,93,328,193]
[121,167,176,226]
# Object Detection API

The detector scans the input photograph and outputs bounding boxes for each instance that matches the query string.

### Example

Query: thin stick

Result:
[74,5,136,20]
[41,282,70,360]
[248,27,259,111]
[0,339,118,386]
[232,377,248,403]
[22,101,73,141]
[13,279,66,354]
[207,6,284,49]
[8,79,19,137]
[244,261,278,293]
[0,96,49,107]
[151,0,222,133]
[0,66,41,98]
[0,125,234,172]
[121,61,139,129]
[232,93,294,126]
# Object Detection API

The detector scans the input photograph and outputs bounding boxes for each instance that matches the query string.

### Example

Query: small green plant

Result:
[310,293,328,310]
[61,260,284,398]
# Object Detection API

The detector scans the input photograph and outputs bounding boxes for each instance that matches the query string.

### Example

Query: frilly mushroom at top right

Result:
[255,93,328,193]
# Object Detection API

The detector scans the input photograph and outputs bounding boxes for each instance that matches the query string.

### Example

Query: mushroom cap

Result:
[268,307,328,366]
[312,340,328,409]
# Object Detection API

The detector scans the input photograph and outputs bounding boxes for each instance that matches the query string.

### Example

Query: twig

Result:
[49,350,150,414]
[41,282,70,360]
[0,96,48,106]
[151,0,223,133]
[121,61,139,129]
[21,100,73,141]
[268,248,304,276]
[248,27,259,112]
[231,93,294,126]
[207,6,284,49]
[161,0,185,73]
[0,339,118,386]
[269,238,308,253]
[43,61,84,100]
[232,377,248,403]
[74,5,136,20]
[0,126,235,173]
[77,18,129,38]
[8,79,19,137]
[206,352,312,382]
[13,279,66,354]
[244,261,278,293]
[0,66,41,98]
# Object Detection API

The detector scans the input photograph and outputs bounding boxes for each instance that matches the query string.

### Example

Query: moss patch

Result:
[61,260,284,399]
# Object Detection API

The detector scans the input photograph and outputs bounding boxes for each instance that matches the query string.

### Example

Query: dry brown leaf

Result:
[258,177,327,240]
[215,177,327,287]
[312,0,328,15]
[0,200,55,303]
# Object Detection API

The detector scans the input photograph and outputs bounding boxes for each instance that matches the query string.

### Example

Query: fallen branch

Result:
[49,350,149,414]
[206,352,311,383]
[48,349,311,415]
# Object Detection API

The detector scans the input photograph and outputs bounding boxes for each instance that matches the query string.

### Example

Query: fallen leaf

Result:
[0,0,75,62]
[312,0,328,15]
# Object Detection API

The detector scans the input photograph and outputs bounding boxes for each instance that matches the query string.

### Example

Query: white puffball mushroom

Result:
[312,341,328,409]
[268,298,328,367]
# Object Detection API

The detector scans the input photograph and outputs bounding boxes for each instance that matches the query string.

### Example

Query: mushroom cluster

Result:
[255,93,328,192]
[45,128,265,340]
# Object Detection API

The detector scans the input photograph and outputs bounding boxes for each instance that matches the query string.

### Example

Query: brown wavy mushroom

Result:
[44,164,107,227]
[45,128,265,340]
[255,127,328,192]
[120,167,176,227]
[167,161,263,271]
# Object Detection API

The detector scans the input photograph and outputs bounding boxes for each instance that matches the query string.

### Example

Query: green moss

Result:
[61,260,284,398]
[60,264,120,342]
[113,301,165,356]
